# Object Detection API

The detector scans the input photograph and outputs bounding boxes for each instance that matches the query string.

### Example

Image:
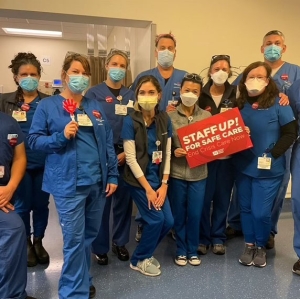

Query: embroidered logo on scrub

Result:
[93,110,104,124]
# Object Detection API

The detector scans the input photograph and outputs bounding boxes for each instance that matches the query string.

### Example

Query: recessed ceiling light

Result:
[2,28,62,37]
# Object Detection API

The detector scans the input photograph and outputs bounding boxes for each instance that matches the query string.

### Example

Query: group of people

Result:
[0,29,299,299]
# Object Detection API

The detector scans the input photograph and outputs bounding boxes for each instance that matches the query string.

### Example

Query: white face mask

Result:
[211,70,229,85]
[138,95,158,111]
[180,92,198,107]
[245,78,268,96]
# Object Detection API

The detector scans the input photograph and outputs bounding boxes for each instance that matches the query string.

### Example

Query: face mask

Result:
[67,75,90,94]
[211,70,229,85]
[138,95,158,111]
[180,92,198,107]
[19,77,39,92]
[157,50,174,68]
[245,78,268,96]
[264,45,282,62]
[108,67,126,82]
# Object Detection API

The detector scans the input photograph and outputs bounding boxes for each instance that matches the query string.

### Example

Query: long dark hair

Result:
[9,52,42,103]
[236,61,279,109]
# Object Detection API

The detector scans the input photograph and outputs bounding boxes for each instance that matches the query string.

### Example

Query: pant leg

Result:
[270,147,292,234]
[211,159,235,244]
[135,210,142,223]
[169,178,188,256]
[129,186,173,266]
[0,210,27,299]
[227,185,242,231]
[112,168,132,246]
[187,179,206,258]
[236,173,255,244]
[199,161,217,245]
[31,169,50,238]
[290,142,300,258]
[14,171,33,236]
[91,196,111,254]
[252,177,282,247]
[54,183,103,299]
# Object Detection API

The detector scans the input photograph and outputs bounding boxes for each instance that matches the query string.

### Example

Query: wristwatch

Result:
[162,179,168,185]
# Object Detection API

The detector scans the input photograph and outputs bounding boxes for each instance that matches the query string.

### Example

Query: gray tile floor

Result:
[26,199,300,299]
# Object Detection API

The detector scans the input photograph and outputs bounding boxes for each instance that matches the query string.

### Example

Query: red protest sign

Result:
[177,108,253,168]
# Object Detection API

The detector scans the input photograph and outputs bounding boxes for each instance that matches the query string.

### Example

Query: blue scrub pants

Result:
[92,167,132,254]
[54,182,106,299]
[129,186,174,266]
[14,168,50,237]
[0,210,28,299]
[227,185,242,231]
[291,142,300,258]
[270,147,292,235]
[200,159,235,245]
[236,173,282,247]
[169,178,206,257]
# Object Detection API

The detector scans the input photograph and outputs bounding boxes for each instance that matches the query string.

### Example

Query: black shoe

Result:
[95,253,108,265]
[90,285,96,298]
[225,226,243,239]
[27,237,38,267]
[33,237,50,264]
[266,234,275,249]
[292,259,300,275]
[26,296,36,299]
[112,243,129,261]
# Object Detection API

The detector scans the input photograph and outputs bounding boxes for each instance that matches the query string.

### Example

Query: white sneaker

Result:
[188,256,201,266]
[130,258,161,276]
[149,256,160,269]
[175,255,187,266]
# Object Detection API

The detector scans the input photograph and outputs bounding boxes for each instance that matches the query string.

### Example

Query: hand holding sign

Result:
[63,99,77,121]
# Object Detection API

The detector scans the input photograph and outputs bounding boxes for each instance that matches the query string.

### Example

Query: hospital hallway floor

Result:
[26,199,300,299]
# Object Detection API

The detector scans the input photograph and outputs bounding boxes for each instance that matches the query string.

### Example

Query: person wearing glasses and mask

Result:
[122,75,174,277]
[168,73,210,266]
[197,55,237,256]
[86,49,134,266]
[28,53,118,298]
[0,52,50,267]
[228,30,300,249]
[131,33,187,111]
[233,61,297,268]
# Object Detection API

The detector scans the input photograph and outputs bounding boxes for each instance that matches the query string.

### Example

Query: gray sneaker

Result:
[149,256,160,269]
[253,247,267,268]
[130,258,161,276]
[212,244,225,255]
[197,244,209,255]
[239,244,256,266]
[135,225,143,242]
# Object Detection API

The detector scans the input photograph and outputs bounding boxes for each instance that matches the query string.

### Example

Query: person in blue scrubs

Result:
[86,49,134,265]
[233,61,297,268]
[286,79,300,275]
[228,30,300,247]
[0,112,35,299]
[197,56,237,255]
[28,53,118,299]
[122,75,174,276]
[0,52,50,267]
[168,74,210,266]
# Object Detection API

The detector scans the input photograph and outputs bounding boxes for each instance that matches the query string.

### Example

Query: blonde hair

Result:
[105,48,129,69]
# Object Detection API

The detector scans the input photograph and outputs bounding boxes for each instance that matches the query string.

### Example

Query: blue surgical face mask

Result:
[157,49,174,68]
[19,76,39,92]
[264,45,282,62]
[67,75,90,94]
[108,68,126,82]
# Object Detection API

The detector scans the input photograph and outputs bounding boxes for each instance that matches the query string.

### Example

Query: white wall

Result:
[0,36,87,93]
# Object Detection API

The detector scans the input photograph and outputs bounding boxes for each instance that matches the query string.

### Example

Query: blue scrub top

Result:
[85,83,135,145]
[122,116,172,189]
[287,78,300,130]
[131,67,187,111]
[18,96,46,169]
[233,98,295,178]
[0,112,24,185]
[233,62,300,94]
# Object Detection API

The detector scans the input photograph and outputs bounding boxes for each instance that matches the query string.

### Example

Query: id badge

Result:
[220,107,232,113]
[152,151,162,164]
[77,114,93,126]
[0,166,4,178]
[12,110,27,122]
[168,100,178,106]
[115,104,127,115]
[257,156,271,170]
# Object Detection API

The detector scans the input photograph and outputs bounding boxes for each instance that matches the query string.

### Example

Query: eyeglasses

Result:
[184,73,203,83]
[211,55,231,63]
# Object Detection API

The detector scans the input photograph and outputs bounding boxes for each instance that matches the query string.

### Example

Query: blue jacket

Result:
[27,95,118,197]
